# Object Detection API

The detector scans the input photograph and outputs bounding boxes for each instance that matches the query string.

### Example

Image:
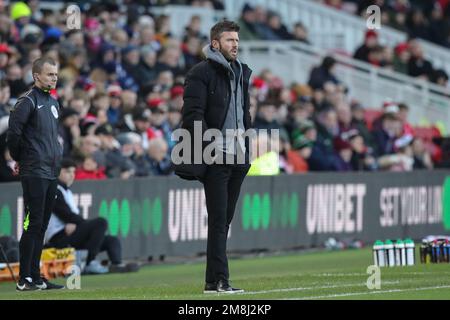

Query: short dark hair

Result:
[61,158,77,169]
[398,103,409,111]
[210,20,240,42]
[32,57,57,75]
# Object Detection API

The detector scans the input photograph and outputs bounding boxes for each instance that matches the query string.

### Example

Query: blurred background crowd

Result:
[0,0,448,182]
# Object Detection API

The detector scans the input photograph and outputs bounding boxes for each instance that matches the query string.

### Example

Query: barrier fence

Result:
[0,171,449,259]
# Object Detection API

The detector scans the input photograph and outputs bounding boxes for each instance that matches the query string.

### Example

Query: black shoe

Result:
[217,280,244,294]
[16,278,38,292]
[109,262,140,273]
[34,277,65,290]
[203,282,217,294]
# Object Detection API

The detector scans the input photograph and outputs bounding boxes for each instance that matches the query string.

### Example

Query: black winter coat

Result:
[6,86,63,179]
[174,59,252,181]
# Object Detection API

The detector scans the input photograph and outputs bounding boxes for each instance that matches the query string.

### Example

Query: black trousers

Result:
[19,177,58,280]
[48,218,122,265]
[202,163,250,284]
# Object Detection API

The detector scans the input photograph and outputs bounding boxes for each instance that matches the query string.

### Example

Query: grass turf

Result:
[1,248,450,300]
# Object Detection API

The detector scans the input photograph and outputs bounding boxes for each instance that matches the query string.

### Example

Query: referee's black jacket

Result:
[6,86,63,179]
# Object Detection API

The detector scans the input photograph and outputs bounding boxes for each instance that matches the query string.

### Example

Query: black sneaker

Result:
[203,282,217,294]
[34,277,65,290]
[217,280,244,294]
[16,278,38,292]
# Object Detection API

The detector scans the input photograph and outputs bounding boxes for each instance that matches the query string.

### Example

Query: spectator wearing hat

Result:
[167,104,182,134]
[58,107,80,157]
[106,84,123,127]
[350,101,375,150]
[121,45,141,86]
[131,107,152,150]
[372,111,402,157]
[43,26,63,46]
[393,42,410,74]
[95,124,136,179]
[169,84,184,111]
[287,132,313,173]
[0,43,13,79]
[371,101,399,131]
[333,136,354,171]
[284,99,312,139]
[85,17,102,55]
[10,2,32,28]
[354,30,379,63]
[148,98,174,150]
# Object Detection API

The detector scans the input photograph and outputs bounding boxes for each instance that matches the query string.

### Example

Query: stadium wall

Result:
[0,171,449,259]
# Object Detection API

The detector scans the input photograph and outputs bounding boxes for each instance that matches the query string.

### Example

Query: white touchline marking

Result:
[291,284,450,300]
[234,281,400,296]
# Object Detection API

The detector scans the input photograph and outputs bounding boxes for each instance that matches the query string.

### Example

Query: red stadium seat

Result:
[363,109,383,130]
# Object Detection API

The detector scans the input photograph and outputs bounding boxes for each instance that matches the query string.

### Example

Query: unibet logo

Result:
[0,205,12,236]
[443,177,450,230]
[99,198,162,237]
[241,192,299,231]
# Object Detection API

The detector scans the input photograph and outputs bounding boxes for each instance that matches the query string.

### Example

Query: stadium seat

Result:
[363,109,382,130]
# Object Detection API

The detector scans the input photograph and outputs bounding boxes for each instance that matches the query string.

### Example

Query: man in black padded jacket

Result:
[7,57,64,291]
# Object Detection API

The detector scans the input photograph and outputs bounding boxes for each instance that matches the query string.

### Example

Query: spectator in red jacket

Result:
[75,155,107,180]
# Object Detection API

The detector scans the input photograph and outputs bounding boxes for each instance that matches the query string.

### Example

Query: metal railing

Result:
[225,0,450,76]
[239,41,450,132]
[150,5,226,39]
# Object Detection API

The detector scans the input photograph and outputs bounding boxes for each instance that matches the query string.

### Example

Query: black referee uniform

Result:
[6,86,62,283]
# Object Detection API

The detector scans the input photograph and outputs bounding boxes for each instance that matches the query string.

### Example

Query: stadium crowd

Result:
[324,0,450,49]
[0,1,445,182]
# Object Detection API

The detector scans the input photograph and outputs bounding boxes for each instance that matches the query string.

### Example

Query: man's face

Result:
[213,31,239,61]
[35,62,58,90]
[59,167,76,187]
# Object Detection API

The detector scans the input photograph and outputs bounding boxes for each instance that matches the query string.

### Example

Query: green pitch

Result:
[1,248,450,300]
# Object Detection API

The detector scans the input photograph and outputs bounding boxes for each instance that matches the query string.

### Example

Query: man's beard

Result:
[219,44,237,61]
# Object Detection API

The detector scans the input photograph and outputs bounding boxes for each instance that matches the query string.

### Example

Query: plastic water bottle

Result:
[395,239,406,266]
[420,239,430,264]
[404,238,415,266]
[445,240,450,263]
[373,240,386,267]
[432,240,440,263]
[384,240,395,267]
